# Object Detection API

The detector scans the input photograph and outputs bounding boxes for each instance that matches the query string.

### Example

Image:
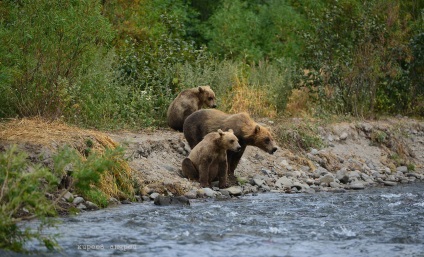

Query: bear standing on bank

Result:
[182,129,241,188]
[183,109,278,185]
[167,85,217,132]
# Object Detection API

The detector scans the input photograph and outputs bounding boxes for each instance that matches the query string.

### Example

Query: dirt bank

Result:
[108,116,424,197]
[1,116,423,204]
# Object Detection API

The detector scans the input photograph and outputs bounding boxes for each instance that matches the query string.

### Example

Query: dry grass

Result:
[285,88,313,117]
[0,117,137,199]
[223,77,277,118]
[0,117,117,151]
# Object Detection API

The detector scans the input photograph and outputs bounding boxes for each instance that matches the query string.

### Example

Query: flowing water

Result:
[17,183,424,256]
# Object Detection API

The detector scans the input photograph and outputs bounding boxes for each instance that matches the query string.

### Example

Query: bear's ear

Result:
[198,86,204,93]
[228,129,234,134]
[218,129,224,136]
[254,125,261,134]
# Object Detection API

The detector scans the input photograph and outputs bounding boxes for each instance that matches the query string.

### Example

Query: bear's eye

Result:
[265,137,270,144]
[230,140,235,143]
[208,97,214,101]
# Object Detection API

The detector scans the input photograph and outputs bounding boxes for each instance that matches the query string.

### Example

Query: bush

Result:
[0,0,114,121]
[0,145,59,252]
[53,146,135,205]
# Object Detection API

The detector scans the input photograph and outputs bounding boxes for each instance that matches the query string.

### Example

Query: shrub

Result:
[0,145,59,252]
[0,0,114,120]
[53,146,135,205]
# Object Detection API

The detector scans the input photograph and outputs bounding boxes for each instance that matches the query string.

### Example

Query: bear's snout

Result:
[235,145,242,152]
[270,147,278,154]
[212,104,217,108]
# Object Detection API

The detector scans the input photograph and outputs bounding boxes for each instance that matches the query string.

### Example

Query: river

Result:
[15,182,424,257]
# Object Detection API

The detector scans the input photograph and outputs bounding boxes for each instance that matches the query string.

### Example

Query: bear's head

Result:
[218,129,241,152]
[251,125,278,154]
[198,86,217,108]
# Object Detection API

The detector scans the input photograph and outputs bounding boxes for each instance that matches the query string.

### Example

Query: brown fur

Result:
[183,109,278,185]
[167,85,216,131]
[182,129,241,188]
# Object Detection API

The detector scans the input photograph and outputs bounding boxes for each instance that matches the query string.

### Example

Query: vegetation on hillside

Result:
[1,0,422,128]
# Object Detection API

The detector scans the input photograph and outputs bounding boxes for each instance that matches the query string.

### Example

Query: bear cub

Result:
[167,85,216,132]
[181,129,241,188]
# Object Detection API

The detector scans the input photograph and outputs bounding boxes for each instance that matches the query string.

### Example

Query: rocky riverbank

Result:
[1,116,423,210]
[108,116,424,205]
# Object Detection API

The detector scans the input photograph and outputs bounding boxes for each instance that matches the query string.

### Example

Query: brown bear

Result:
[167,85,217,132]
[182,129,241,188]
[183,109,278,185]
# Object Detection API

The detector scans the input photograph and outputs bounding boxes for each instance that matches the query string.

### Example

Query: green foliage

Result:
[0,0,114,120]
[84,189,108,208]
[275,121,324,152]
[299,0,423,117]
[101,0,204,127]
[53,146,133,205]
[0,145,58,252]
[202,0,307,62]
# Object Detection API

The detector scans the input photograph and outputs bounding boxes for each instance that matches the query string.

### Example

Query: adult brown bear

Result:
[167,86,216,132]
[183,109,278,185]
[182,129,241,188]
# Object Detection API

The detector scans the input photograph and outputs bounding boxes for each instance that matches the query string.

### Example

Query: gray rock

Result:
[85,201,99,210]
[222,186,243,196]
[310,148,319,155]
[371,170,384,178]
[319,174,335,185]
[330,181,341,188]
[154,195,190,206]
[396,166,408,173]
[62,191,73,202]
[336,168,349,184]
[340,132,348,140]
[72,196,85,205]
[304,188,316,194]
[149,192,160,200]
[293,181,309,191]
[260,168,273,176]
[406,173,420,178]
[348,170,361,182]
[305,178,315,185]
[219,189,231,196]
[142,196,150,201]
[252,177,265,187]
[360,123,373,132]
[184,189,198,199]
[275,176,293,188]
[198,188,217,198]
[259,184,270,192]
[76,203,87,210]
[383,181,397,186]
[350,181,365,190]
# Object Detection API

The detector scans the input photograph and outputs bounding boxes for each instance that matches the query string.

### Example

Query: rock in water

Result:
[154,195,190,206]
